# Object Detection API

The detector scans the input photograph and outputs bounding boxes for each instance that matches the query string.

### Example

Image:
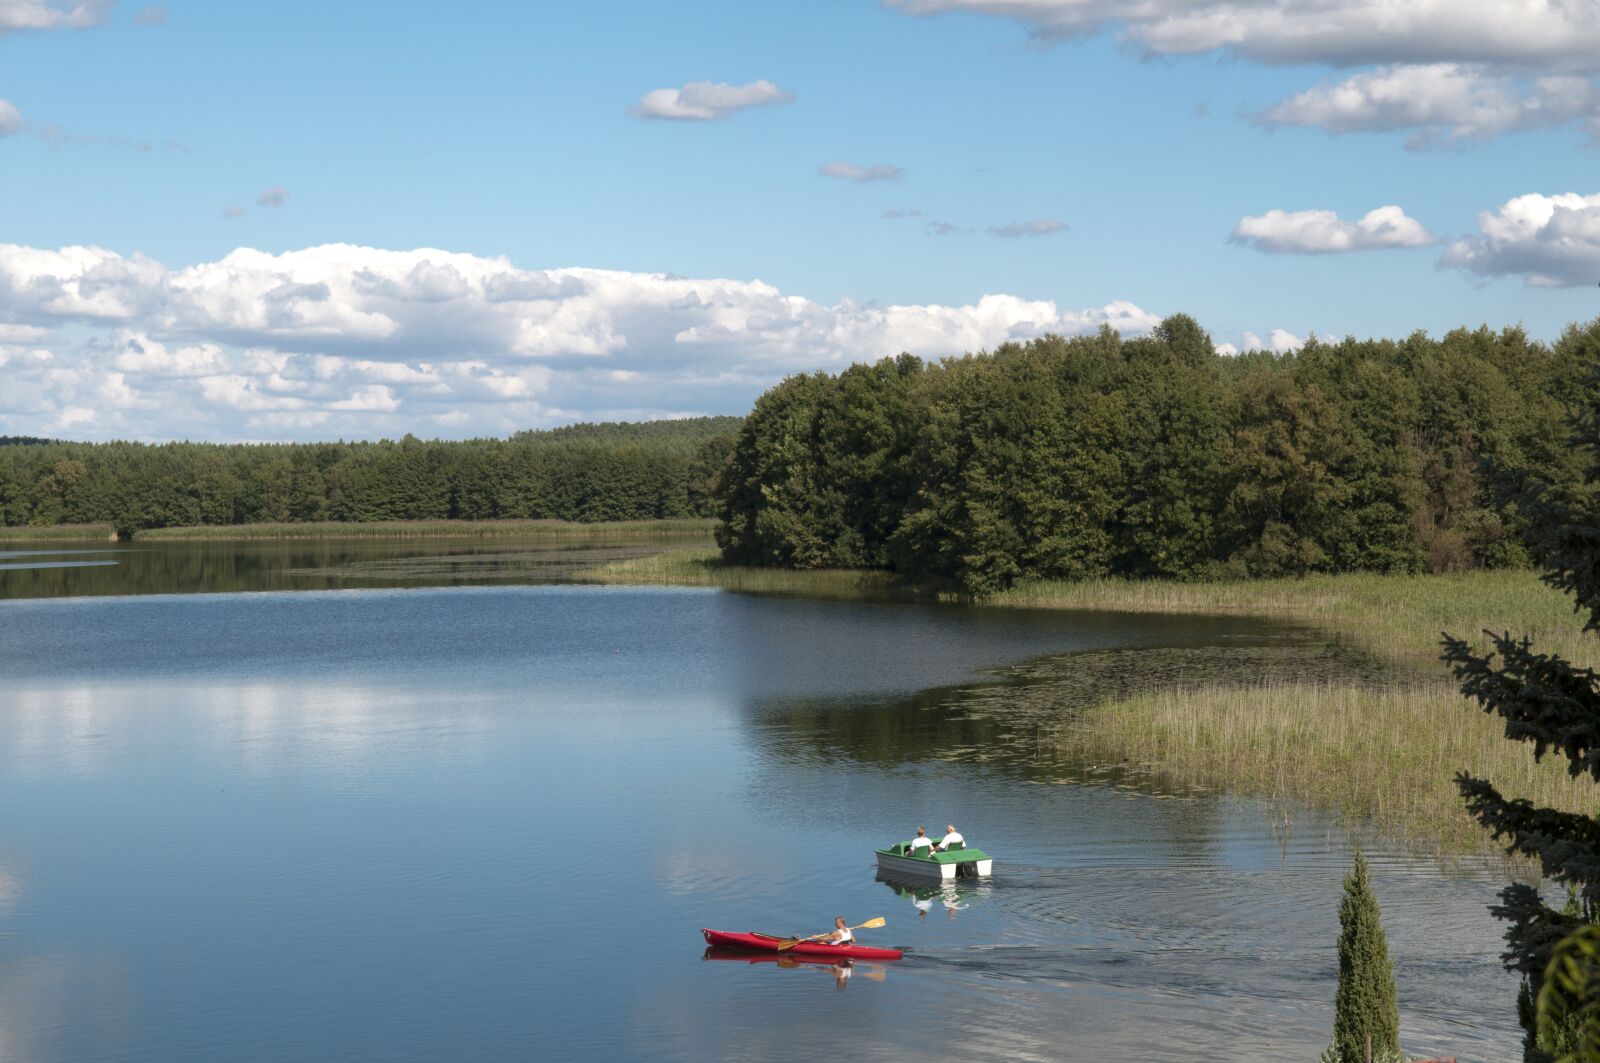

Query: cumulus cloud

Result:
[1260,64,1600,146]
[0,241,1161,440]
[1216,329,1305,355]
[890,2,1600,144]
[630,79,794,121]
[0,0,112,35]
[819,161,905,182]
[1440,191,1600,287]
[1231,206,1434,254]
[989,218,1067,239]
[256,186,289,208]
[886,1,1600,70]
[0,99,20,136]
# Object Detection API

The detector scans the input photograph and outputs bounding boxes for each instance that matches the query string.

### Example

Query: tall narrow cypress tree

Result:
[1443,351,1600,1061]
[1330,851,1401,1062]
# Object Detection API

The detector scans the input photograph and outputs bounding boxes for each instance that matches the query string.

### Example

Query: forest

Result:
[0,417,740,535]
[715,314,1599,592]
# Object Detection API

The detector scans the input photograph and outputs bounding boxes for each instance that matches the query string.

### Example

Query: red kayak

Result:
[701,929,904,961]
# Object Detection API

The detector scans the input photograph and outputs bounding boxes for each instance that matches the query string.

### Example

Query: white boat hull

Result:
[875,852,992,880]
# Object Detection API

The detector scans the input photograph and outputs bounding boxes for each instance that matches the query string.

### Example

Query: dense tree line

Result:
[1445,363,1600,1062]
[717,315,1595,592]
[0,417,741,534]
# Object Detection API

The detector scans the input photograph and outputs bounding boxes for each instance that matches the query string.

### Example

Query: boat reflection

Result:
[876,869,991,920]
[701,947,888,988]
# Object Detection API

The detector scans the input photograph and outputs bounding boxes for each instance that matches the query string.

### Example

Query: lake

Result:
[0,540,1519,1061]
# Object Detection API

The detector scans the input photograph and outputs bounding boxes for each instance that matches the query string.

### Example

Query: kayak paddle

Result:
[776,916,886,951]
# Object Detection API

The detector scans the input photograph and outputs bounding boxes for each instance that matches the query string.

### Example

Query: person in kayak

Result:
[935,824,965,851]
[907,826,934,857]
[823,916,854,945]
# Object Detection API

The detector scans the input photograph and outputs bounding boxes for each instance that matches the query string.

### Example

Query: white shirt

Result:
[908,836,933,852]
[833,927,853,943]
[940,831,964,848]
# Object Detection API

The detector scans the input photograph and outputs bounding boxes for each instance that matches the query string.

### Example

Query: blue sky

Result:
[2,0,1598,441]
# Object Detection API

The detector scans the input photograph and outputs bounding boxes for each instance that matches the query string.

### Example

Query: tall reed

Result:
[1064,681,1593,855]
[0,523,117,542]
[133,518,716,542]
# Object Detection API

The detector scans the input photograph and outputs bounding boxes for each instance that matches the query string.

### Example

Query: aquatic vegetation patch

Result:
[134,518,717,541]
[1061,681,1593,856]
[0,523,117,541]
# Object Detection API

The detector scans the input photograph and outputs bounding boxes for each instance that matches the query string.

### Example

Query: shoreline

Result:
[1,518,717,543]
[587,546,1593,858]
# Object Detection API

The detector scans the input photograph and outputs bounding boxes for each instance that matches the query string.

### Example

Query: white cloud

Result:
[629,79,794,121]
[989,218,1067,239]
[0,241,1161,440]
[890,2,1600,144]
[1440,191,1600,287]
[1219,329,1305,354]
[256,186,289,208]
[885,1,1600,70]
[0,99,20,136]
[0,0,112,35]
[132,3,166,26]
[1260,64,1600,146]
[1231,206,1434,254]
[819,161,904,182]
[109,330,227,378]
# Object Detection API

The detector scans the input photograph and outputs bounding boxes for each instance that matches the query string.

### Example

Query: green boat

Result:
[875,838,993,880]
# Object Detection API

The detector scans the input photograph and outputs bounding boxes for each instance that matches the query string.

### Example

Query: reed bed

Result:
[584,546,901,597]
[0,523,117,542]
[595,547,1598,854]
[990,569,1594,669]
[1066,680,1595,855]
[133,518,717,542]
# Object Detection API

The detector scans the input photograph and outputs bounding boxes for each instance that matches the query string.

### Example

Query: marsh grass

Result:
[0,524,117,542]
[1065,681,1595,855]
[133,518,717,542]
[582,545,1600,855]
[990,570,1594,669]
[583,546,903,597]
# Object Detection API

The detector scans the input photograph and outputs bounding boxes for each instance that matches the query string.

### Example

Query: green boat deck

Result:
[876,840,991,864]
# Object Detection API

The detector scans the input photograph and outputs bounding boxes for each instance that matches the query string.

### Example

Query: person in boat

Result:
[935,824,965,851]
[823,916,853,945]
[907,826,934,857]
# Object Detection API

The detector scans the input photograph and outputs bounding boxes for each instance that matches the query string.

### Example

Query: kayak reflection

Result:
[702,947,889,988]
[877,870,991,919]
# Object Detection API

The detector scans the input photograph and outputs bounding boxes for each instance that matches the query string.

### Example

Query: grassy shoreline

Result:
[0,523,117,542]
[590,546,1596,856]
[131,518,717,542]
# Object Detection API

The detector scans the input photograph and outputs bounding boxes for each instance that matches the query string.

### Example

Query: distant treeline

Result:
[716,315,1597,592]
[0,417,741,534]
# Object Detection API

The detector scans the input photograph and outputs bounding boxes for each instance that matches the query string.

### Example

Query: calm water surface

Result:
[0,543,1519,1062]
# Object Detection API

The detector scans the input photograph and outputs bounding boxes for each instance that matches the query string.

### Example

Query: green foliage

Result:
[1329,851,1401,1062]
[0,417,741,532]
[718,314,1581,592]
[1538,924,1600,1062]
[1444,323,1600,1061]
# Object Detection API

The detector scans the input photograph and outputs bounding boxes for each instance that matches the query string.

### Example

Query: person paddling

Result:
[935,824,965,851]
[824,916,853,945]
[907,826,934,857]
